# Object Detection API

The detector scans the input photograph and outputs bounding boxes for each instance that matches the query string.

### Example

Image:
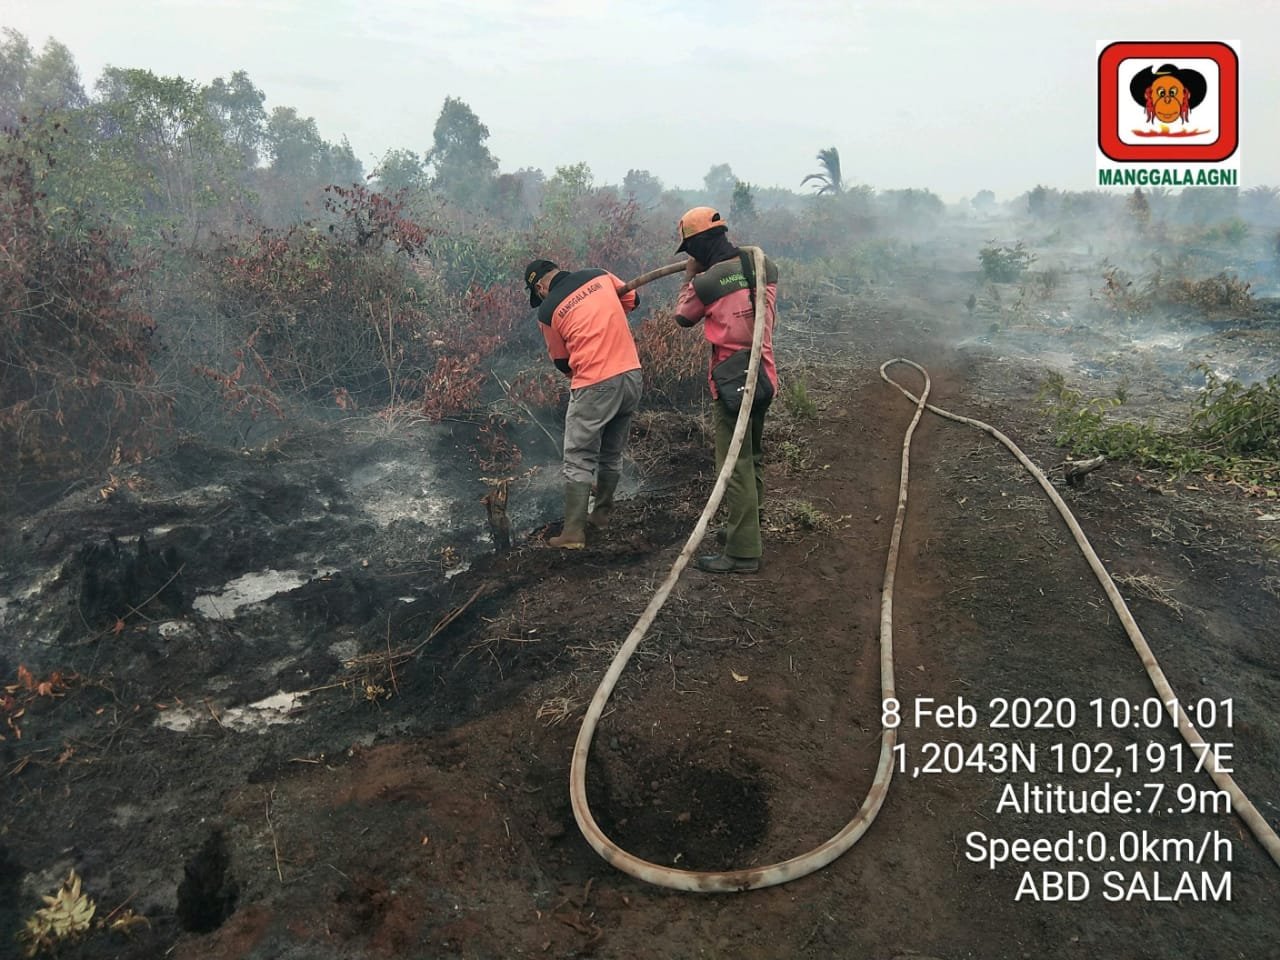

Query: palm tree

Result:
[801,147,843,195]
[1243,185,1280,220]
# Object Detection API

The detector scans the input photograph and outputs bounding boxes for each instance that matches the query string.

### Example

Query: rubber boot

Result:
[587,470,622,529]
[695,553,760,574]
[549,481,591,549]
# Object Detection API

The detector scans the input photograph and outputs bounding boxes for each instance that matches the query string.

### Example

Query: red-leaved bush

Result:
[0,127,168,479]
[199,192,434,416]
[420,283,523,421]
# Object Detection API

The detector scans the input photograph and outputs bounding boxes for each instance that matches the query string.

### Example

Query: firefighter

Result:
[673,208,779,574]
[524,258,643,548]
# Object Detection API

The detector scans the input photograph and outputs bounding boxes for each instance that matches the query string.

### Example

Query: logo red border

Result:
[1098,41,1238,162]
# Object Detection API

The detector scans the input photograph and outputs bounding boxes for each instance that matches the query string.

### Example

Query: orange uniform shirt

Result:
[537,269,641,389]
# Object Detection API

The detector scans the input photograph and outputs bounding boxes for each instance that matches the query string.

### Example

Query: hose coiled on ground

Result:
[879,358,1280,870]
[569,248,910,891]
[568,268,1280,893]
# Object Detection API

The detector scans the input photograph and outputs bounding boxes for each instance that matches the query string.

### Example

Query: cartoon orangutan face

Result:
[1130,62,1204,130]
[1148,76,1187,123]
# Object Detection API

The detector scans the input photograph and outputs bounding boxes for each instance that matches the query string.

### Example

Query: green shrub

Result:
[1039,369,1280,488]
[1162,272,1254,312]
[1190,365,1280,458]
[979,241,1035,283]
[1026,267,1062,300]
[783,376,818,418]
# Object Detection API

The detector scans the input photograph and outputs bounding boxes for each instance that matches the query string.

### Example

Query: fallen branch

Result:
[384,615,400,697]
[1062,455,1106,486]
[79,562,187,647]
[265,789,283,883]
[406,584,487,658]
[493,372,561,454]
[338,583,488,681]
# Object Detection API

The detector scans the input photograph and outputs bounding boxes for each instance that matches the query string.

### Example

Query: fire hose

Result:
[878,358,1280,872]
[617,260,688,296]
[567,252,1280,893]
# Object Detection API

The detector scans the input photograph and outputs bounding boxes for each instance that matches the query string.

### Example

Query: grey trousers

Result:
[562,368,643,484]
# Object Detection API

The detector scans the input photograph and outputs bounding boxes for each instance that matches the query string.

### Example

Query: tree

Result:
[703,163,736,205]
[510,166,545,199]
[1127,188,1151,231]
[265,105,327,180]
[486,166,543,224]
[1242,185,1280,223]
[322,135,363,186]
[1144,186,1172,218]
[971,189,997,214]
[264,109,361,186]
[373,148,428,194]
[93,67,246,240]
[1176,186,1237,225]
[801,147,843,195]
[259,107,363,221]
[548,161,593,196]
[25,38,87,114]
[1060,191,1106,219]
[1027,184,1056,218]
[730,180,757,223]
[622,168,663,208]
[0,30,85,129]
[426,96,498,207]
[882,188,943,226]
[205,70,266,167]
[543,162,594,221]
[0,28,33,129]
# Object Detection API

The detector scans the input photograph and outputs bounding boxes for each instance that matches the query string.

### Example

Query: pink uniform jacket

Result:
[675,255,778,400]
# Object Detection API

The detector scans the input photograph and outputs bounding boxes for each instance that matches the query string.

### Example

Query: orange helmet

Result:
[676,206,728,253]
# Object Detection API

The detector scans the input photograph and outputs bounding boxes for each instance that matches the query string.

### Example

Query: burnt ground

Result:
[2,254,1280,960]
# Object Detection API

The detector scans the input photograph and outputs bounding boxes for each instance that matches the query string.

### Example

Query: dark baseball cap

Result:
[524,259,559,307]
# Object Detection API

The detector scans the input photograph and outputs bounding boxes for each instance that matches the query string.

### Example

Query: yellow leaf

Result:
[20,868,96,955]
[108,909,150,933]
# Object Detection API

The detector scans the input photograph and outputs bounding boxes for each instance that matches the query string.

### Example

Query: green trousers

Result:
[713,399,767,559]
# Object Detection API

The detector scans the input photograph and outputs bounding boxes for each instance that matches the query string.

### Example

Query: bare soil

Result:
[3,263,1279,960]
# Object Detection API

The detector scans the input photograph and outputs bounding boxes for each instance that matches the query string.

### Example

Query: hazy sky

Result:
[2,0,1277,201]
